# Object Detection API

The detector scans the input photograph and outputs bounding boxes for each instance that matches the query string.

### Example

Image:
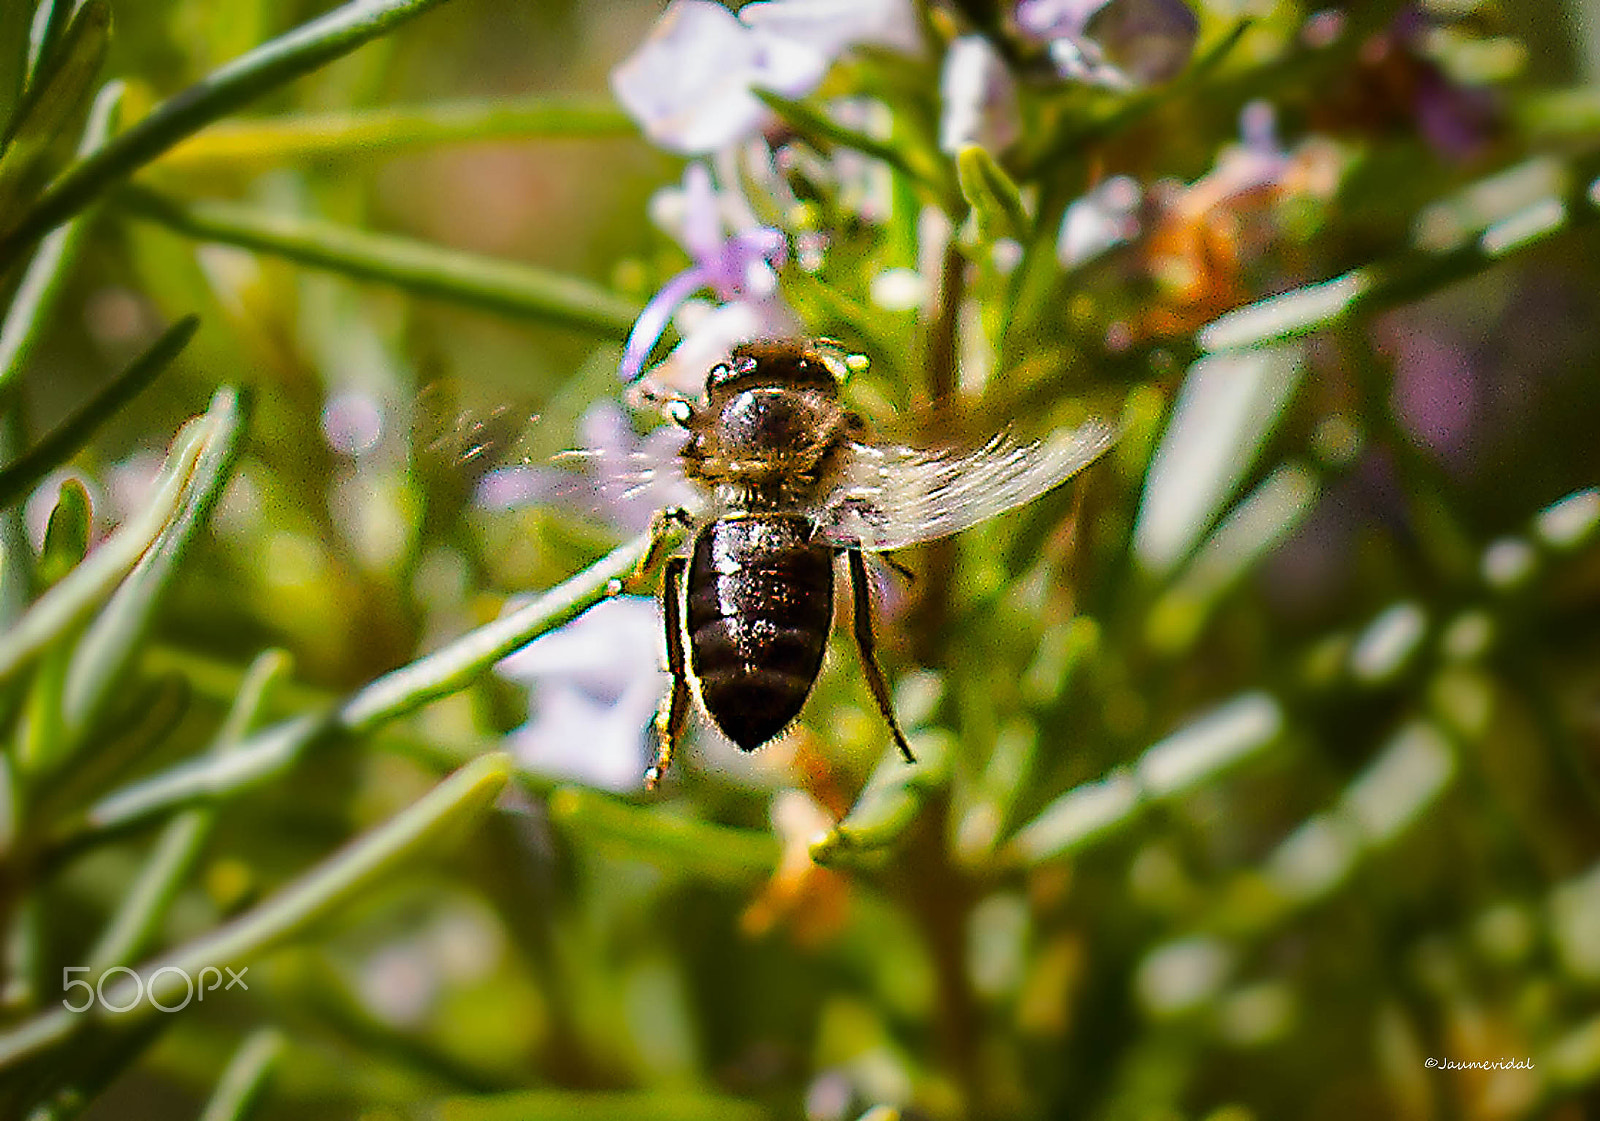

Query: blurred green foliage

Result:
[0,1,1598,1120]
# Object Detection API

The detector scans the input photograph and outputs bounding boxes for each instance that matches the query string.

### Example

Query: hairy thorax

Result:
[681,382,858,511]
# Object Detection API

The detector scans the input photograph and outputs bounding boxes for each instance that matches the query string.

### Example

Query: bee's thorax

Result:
[680,380,857,511]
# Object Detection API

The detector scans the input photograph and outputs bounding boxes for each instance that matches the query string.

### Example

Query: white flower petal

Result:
[1057,175,1142,266]
[1047,34,1134,90]
[498,596,667,791]
[610,1,789,154]
[641,296,803,398]
[739,0,922,57]
[939,35,1020,153]
[744,28,832,98]
[679,162,724,263]
[508,681,656,792]
[1016,0,1105,39]
[497,595,662,696]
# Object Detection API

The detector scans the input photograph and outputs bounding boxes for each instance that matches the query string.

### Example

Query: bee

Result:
[638,339,1116,789]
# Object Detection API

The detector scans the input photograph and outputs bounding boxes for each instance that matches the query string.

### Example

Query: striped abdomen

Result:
[685,514,834,751]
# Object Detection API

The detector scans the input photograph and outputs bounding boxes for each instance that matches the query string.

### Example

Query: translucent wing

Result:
[816,419,1117,551]
[474,403,703,533]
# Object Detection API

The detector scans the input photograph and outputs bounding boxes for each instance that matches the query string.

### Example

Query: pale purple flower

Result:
[472,464,561,513]
[106,450,165,523]
[1017,0,1198,88]
[321,391,384,457]
[1379,316,1480,466]
[939,36,1020,154]
[496,595,666,793]
[1389,6,1501,162]
[611,0,919,156]
[620,162,793,389]
[358,940,439,1028]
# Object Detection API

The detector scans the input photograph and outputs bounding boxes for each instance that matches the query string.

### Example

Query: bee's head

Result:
[682,339,859,469]
[706,339,844,397]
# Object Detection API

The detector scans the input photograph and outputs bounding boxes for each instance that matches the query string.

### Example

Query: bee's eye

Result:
[666,400,694,427]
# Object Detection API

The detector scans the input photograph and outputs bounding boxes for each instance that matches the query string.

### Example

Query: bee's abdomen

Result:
[686,514,833,751]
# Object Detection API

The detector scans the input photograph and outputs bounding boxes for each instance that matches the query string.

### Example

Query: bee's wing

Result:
[815,419,1117,551]
[477,412,704,533]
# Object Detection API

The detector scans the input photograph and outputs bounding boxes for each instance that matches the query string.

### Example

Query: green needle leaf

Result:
[1198,156,1600,355]
[71,532,651,838]
[1145,463,1322,656]
[85,650,290,974]
[0,0,460,267]
[957,145,1028,244]
[0,80,124,400]
[20,0,74,98]
[0,0,109,217]
[426,1090,768,1121]
[1132,345,1304,577]
[0,419,208,687]
[810,732,952,867]
[336,535,651,735]
[159,95,636,169]
[15,479,90,771]
[0,315,199,511]
[1006,693,1285,865]
[546,786,780,884]
[60,387,248,749]
[120,187,639,337]
[197,1028,285,1121]
[0,752,513,1070]
[35,477,89,587]
[0,77,120,626]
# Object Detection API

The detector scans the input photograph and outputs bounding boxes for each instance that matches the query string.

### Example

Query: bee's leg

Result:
[879,552,916,584]
[637,507,693,583]
[846,549,916,764]
[645,555,691,790]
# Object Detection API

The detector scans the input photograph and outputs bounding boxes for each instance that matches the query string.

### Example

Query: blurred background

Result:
[1,1,1599,1119]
